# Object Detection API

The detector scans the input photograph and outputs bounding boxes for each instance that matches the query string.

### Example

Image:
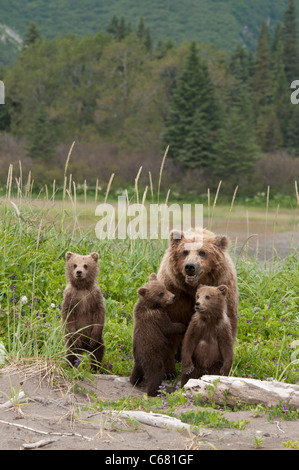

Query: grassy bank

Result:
[0,154,298,390]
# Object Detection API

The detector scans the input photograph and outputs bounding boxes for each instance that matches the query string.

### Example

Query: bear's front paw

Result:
[220,366,229,376]
[182,362,194,375]
[164,370,177,380]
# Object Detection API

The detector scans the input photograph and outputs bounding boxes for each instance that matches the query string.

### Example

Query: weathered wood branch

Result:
[184,375,299,408]
[103,410,205,435]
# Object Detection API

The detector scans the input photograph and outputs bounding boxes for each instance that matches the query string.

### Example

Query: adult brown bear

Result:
[157,228,238,378]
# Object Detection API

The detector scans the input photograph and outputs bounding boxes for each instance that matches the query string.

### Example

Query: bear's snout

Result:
[184,261,200,284]
[185,263,196,275]
[76,270,83,277]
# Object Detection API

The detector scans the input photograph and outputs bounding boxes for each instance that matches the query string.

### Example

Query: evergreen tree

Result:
[282,0,299,82]
[214,103,258,183]
[22,22,41,49]
[136,17,152,51]
[163,41,221,168]
[106,14,119,36]
[117,17,128,41]
[106,15,131,41]
[26,103,57,161]
[229,43,251,84]
[251,21,271,111]
[137,17,146,39]
[286,104,299,154]
[270,34,291,146]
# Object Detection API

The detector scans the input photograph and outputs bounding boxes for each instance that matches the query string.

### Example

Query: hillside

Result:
[0,0,298,65]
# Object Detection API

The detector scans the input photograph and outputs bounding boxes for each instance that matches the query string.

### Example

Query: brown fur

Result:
[130,273,186,396]
[181,284,234,386]
[157,228,238,377]
[61,252,105,372]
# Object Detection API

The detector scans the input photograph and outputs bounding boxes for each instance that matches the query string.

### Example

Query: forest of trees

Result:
[0,2,299,195]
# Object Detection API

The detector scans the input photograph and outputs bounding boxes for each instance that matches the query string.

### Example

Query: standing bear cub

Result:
[130,273,186,396]
[61,252,105,372]
[181,284,234,387]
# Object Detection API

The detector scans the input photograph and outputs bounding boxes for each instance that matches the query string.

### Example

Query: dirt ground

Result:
[0,366,298,451]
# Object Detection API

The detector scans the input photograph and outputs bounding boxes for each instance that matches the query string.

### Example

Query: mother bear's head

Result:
[167,227,229,288]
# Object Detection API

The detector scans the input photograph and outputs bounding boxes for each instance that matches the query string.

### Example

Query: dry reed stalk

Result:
[67,187,81,239]
[104,173,115,204]
[141,185,148,206]
[6,164,13,200]
[207,188,210,228]
[165,188,170,205]
[45,184,48,201]
[36,218,43,251]
[272,203,279,258]
[157,146,169,204]
[68,173,72,195]
[52,179,56,202]
[209,180,222,230]
[264,185,270,263]
[19,160,22,196]
[73,181,77,207]
[84,179,87,204]
[15,177,21,199]
[62,141,75,200]
[295,181,299,205]
[65,141,75,174]
[60,141,75,234]
[63,176,67,200]
[148,171,153,201]
[134,166,143,204]
[25,171,31,199]
[95,178,99,202]
[226,185,238,234]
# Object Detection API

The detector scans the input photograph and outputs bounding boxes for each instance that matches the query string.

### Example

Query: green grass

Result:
[0,157,298,428]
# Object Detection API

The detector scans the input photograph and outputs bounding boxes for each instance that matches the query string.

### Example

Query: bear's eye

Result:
[83,264,88,269]
[182,250,189,257]
[205,295,210,300]
[158,292,164,297]
[198,250,206,257]
[74,264,77,269]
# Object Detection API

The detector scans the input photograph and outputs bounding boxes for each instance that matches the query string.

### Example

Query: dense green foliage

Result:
[0,2,298,196]
[1,0,299,65]
[1,4,298,193]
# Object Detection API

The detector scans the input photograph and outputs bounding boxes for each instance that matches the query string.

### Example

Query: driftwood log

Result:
[184,375,299,408]
[102,409,201,434]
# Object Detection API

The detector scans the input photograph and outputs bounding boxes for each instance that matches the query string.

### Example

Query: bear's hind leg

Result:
[90,340,105,373]
[146,364,165,397]
[130,361,144,387]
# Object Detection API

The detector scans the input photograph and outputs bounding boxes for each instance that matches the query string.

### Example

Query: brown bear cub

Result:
[61,252,105,372]
[130,273,186,396]
[181,284,234,387]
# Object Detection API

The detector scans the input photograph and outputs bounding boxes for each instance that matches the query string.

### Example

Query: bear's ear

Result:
[149,273,157,281]
[90,252,99,262]
[169,229,184,246]
[218,285,228,296]
[137,287,147,296]
[214,235,229,250]
[66,252,74,261]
